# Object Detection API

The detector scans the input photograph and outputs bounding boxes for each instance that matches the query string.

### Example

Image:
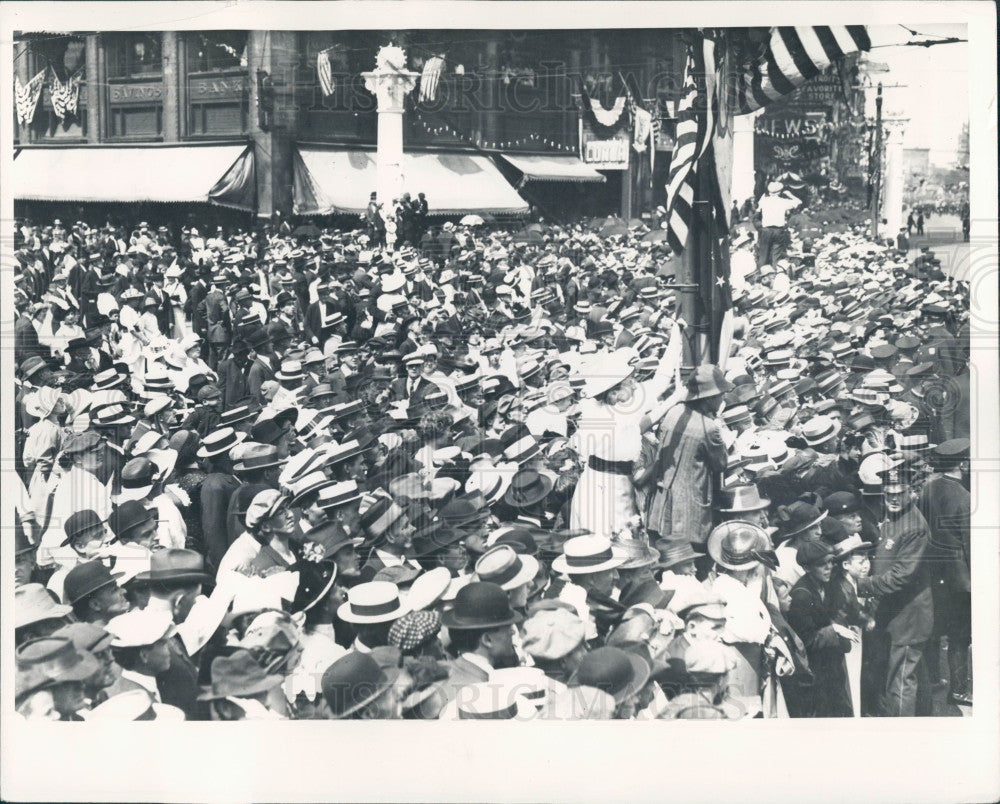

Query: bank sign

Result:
[579,117,630,170]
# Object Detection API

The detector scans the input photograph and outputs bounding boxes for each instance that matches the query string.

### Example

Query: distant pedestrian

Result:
[916,209,924,236]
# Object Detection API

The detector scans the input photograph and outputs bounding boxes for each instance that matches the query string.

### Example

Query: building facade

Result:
[13,29,682,220]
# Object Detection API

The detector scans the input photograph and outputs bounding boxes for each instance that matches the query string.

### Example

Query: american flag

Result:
[665,36,721,255]
[736,26,871,114]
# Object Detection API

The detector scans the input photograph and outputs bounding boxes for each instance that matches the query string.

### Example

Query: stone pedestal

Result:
[363,45,419,249]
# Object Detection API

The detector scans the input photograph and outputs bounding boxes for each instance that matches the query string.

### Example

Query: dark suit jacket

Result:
[200,472,241,569]
[247,356,276,404]
[157,635,209,721]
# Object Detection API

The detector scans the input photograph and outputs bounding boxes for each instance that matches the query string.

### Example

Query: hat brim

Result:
[405,567,452,611]
[329,665,402,719]
[502,476,554,509]
[337,599,411,625]
[232,457,288,474]
[779,510,828,540]
[569,652,651,705]
[476,554,540,592]
[707,525,770,571]
[656,550,700,570]
[196,431,248,458]
[440,607,523,631]
[718,497,771,514]
[116,484,154,503]
[197,673,283,701]
[551,547,627,575]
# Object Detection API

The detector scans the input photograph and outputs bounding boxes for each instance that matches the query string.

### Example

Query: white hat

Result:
[381,273,406,293]
[440,682,537,721]
[580,350,635,399]
[474,545,539,591]
[551,535,627,575]
[106,609,176,648]
[337,581,410,624]
[488,666,550,711]
[131,430,167,456]
[405,567,452,611]
[83,689,185,721]
[143,396,173,419]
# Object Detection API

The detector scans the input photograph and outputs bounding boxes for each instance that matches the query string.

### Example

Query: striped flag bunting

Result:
[50,70,84,120]
[736,26,871,114]
[317,50,335,96]
[419,56,446,103]
[15,69,46,126]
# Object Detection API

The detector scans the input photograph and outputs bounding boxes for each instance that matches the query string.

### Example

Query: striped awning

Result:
[11,143,256,211]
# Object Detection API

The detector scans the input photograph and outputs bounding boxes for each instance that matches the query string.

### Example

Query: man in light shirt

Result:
[756,181,801,268]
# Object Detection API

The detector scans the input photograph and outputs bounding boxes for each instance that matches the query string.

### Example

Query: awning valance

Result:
[294,146,529,216]
[11,144,256,211]
[500,154,606,185]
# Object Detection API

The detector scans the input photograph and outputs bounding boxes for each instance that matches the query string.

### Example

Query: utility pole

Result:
[869,82,883,239]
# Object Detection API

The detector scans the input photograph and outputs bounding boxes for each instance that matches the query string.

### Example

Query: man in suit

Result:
[918,439,972,706]
[143,549,215,721]
[391,352,439,403]
[433,582,522,714]
[856,470,934,717]
[216,340,252,409]
[245,328,277,405]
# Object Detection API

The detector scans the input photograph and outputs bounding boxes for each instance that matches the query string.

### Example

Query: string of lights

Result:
[414,112,577,152]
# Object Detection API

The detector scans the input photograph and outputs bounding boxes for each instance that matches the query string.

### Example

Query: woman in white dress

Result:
[163,265,190,339]
[569,321,684,537]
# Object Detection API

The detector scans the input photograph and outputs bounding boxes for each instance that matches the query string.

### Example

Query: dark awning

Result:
[12,144,256,211]
[500,154,606,185]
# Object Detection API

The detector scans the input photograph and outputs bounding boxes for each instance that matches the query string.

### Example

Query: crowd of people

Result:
[12,186,972,722]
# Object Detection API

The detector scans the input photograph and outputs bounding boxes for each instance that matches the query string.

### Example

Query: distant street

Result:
[906,214,971,281]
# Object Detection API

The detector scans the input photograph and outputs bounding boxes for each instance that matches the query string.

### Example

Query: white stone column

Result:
[731,110,760,208]
[881,119,907,238]
[363,45,419,250]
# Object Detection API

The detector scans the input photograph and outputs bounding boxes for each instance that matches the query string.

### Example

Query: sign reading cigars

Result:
[579,117,630,170]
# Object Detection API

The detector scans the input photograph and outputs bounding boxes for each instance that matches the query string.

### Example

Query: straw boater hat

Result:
[337,581,410,624]
[580,350,635,399]
[706,521,774,572]
[551,535,627,575]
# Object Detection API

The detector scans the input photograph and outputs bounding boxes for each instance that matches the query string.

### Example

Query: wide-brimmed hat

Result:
[15,636,100,699]
[502,469,553,509]
[337,581,410,624]
[197,649,284,701]
[232,444,287,474]
[196,427,246,458]
[615,538,661,570]
[106,608,176,648]
[135,548,212,588]
[321,651,401,719]
[773,501,827,540]
[441,581,523,630]
[707,520,774,572]
[800,415,842,447]
[717,484,771,513]
[580,350,635,398]
[551,535,627,575]
[15,584,73,629]
[83,689,185,721]
[569,646,651,705]
[403,567,452,612]
[654,539,701,571]
[473,545,540,591]
[686,364,733,401]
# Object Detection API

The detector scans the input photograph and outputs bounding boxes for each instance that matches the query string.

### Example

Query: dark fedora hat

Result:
[440,581,523,631]
[569,646,651,705]
[197,649,283,701]
[244,327,272,350]
[63,561,124,605]
[108,500,155,539]
[321,651,401,719]
[135,549,211,587]
[502,469,553,509]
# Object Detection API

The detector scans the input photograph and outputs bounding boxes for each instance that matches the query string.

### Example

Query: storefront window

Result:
[187,31,248,73]
[106,33,162,79]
